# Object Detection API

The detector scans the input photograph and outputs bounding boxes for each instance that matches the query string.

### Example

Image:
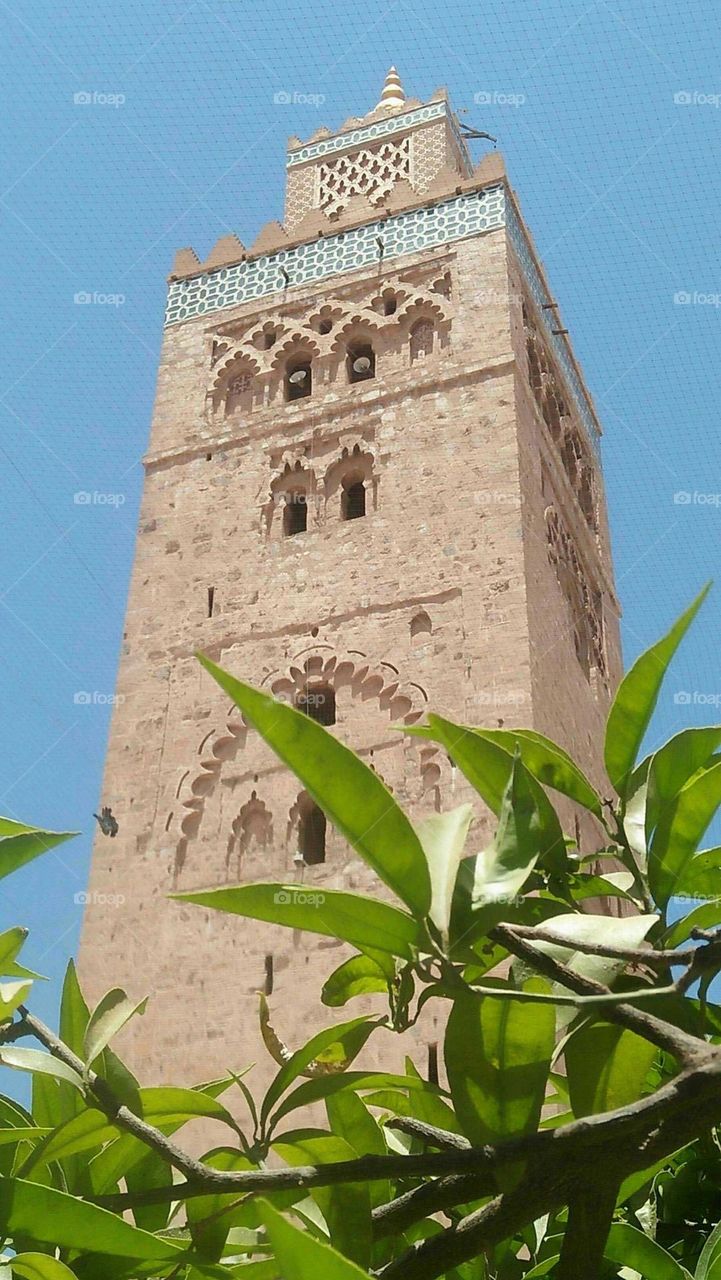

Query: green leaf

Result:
[565,1022,657,1117]
[647,728,721,833]
[0,1047,85,1092]
[649,759,721,906]
[695,1218,721,1278]
[83,988,148,1068]
[188,1147,254,1261]
[196,656,431,917]
[0,1178,183,1260]
[604,584,711,796]
[11,1255,79,1280]
[326,1090,387,1208]
[674,847,721,900]
[664,899,721,948]
[444,984,555,1146]
[262,1019,382,1129]
[604,1222,692,1278]
[473,753,546,908]
[416,804,473,943]
[473,729,603,818]
[0,981,32,1020]
[23,1086,239,1171]
[273,1133,371,1268]
[174,883,423,960]
[258,1199,371,1279]
[0,822,76,883]
[321,955,390,1007]
[270,1071,444,1128]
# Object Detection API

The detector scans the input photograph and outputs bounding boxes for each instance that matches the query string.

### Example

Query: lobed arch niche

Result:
[172,649,430,888]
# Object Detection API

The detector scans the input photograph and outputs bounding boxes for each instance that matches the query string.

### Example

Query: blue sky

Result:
[1,0,720,1042]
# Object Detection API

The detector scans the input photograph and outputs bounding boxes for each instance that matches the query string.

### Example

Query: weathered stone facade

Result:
[79,73,622,1092]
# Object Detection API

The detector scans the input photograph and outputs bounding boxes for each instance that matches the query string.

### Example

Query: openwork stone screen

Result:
[319,137,411,218]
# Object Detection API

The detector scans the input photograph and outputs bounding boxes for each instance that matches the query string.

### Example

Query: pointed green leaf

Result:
[647,728,721,833]
[444,984,555,1146]
[0,1047,85,1092]
[258,1199,371,1280]
[188,1147,255,1261]
[197,656,430,916]
[321,955,390,1007]
[11,1256,79,1280]
[0,823,76,883]
[410,716,566,872]
[270,1070,443,1128]
[650,759,721,906]
[0,1178,183,1260]
[604,585,711,796]
[174,883,423,959]
[566,1022,657,1117]
[604,1223,692,1278]
[695,1218,721,1278]
[84,988,148,1068]
[473,728,603,817]
[674,847,721,900]
[417,804,473,943]
[473,753,545,908]
[273,1133,371,1268]
[262,1018,382,1128]
[664,899,721,948]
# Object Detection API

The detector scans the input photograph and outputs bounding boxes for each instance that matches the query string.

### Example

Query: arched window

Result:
[409,318,435,363]
[285,358,312,402]
[298,797,326,865]
[296,681,336,726]
[347,342,375,383]
[341,476,366,521]
[410,610,432,643]
[283,490,308,537]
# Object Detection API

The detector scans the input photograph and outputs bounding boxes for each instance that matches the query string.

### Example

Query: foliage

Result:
[1,587,721,1277]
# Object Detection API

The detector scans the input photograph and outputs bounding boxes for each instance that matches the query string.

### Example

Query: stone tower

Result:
[79,70,622,1086]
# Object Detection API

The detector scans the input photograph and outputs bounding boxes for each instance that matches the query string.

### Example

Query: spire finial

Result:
[375,65,406,111]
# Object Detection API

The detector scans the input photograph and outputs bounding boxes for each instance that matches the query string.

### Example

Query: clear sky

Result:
[1,0,720,1046]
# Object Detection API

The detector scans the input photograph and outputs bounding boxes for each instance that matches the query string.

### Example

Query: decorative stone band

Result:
[287,101,447,167]
[164,182,601,460]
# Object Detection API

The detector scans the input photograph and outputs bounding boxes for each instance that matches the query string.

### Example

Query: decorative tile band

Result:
[505,200,601,458]
[164,183,601,461]
[164,184,506,326]
[287,101,447,167]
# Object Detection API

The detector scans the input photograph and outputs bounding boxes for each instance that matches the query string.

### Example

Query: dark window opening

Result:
[342,478,366,521]
[283,491,308,537]
[299,801,326,865]
[207,586,215,618]
[205,452,213,461]
[410,319,435,363]
[263,329,277,349]
[427,1042,439,1085]
[319,318,333,334]
[264,954,274,995]
[296,682,336,726]
[347,343,375,383]
[285,360,312,401]
[383,295,397,315]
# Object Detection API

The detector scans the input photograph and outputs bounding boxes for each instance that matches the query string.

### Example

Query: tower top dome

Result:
[375,65,406,111]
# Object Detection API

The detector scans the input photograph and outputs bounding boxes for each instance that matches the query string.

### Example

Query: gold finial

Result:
[376,66,406,111]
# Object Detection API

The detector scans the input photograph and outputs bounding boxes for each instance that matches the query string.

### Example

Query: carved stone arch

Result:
[329,314,384,355]
[210,351,262,417]
[174,712,248,882]
[323,444,378,517]
[397,296,449,331]
[270,332,321,371]
[226,789,273,877]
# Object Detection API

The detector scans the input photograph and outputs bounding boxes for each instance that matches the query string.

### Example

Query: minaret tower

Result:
[79,70,622,1083]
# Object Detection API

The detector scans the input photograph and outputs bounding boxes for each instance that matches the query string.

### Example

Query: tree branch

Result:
[556,1183,618,1280]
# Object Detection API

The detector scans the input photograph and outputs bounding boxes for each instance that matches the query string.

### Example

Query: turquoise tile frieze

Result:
[287,102,447,167]
[505,199,601,458]
[164,184,506,326]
